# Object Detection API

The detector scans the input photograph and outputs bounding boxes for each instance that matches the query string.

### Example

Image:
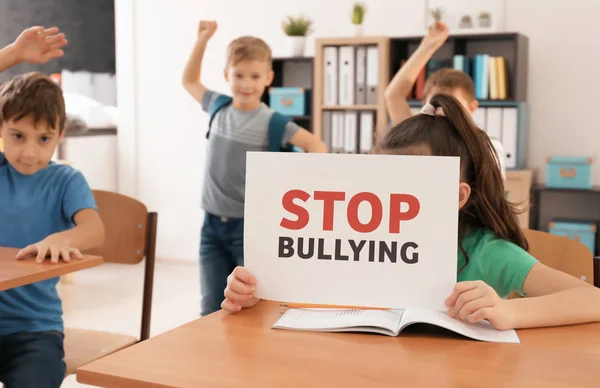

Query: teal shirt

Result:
[458,228,538,298]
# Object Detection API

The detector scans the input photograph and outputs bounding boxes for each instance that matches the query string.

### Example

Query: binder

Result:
[472,108,487,130]
[489,56,498,100]
[496,57,508,100]
[355,46,367,104]
[323,47,339,106]
[332,112,346,153]
[359,111,374,153]
[344,112,358,153]
[322,111,332,150]
[338,46,355,106]
[501,108,518,169]
[365,46,378,104]
[485,108,503,142]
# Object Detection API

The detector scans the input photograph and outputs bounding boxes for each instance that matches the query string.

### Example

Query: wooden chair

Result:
[63,190,158,376]
[523,229,595,286]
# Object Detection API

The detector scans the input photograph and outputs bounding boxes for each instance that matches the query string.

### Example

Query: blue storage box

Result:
[269,87,306,116]
[549,221,596,254]
[546,156,593,189]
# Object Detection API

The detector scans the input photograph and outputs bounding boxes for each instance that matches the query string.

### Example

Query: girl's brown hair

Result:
[375,93,527,270]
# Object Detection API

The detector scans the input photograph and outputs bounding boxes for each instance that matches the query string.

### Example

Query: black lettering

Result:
[349,240,366,261]
[317,238,331,260]
[379,241,397,263]
[401,242,419,264]
[335,239,349,261]
[278,237,294,258]
[298,237,314,259]
[368,240,376,262]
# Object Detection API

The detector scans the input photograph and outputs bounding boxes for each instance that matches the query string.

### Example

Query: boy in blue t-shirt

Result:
[0,72,105,387]
[182,20,327,316]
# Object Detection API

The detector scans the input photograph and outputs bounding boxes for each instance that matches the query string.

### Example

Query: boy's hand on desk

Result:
[445,280,516,331]
[222,266,259,313]
[16,235,83,264]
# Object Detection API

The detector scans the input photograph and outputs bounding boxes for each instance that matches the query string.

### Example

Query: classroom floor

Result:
[59,259,200,388]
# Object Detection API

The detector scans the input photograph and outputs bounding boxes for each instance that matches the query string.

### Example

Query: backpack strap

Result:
[206,95,233,139]
[268,112,303,152]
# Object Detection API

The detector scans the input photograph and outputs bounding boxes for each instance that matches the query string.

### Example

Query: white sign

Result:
[244,152,459,311]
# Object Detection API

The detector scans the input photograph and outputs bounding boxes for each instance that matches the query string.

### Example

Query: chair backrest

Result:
[523,229,594,285]
[87,190,158,341]
[88,190,150,264]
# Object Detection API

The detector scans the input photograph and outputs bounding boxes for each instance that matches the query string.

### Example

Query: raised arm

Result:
[182,20,217,103]
[0,26,67,72]
[384,22,449,125]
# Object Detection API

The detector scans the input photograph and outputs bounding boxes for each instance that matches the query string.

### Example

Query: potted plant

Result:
[430,7,445,22]
[459,15,473,29]
[282,15,313,57]
[478,11,492,28]
[352,2,367,36]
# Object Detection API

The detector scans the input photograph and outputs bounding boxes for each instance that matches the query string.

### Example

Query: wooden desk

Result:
[77,301,600,388]
[0,247,103,291]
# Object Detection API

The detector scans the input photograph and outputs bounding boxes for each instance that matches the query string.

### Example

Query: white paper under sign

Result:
[244,152,459,311]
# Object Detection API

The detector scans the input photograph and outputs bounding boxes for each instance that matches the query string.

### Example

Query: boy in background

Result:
[182,20,327,316]
[0,72,105,387]
[384,22,506,179]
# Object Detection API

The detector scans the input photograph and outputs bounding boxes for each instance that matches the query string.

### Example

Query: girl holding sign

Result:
[222,94,600,331]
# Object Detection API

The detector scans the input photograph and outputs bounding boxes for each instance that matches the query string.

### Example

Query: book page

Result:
[400,309,520,344]
[272,309,405,336]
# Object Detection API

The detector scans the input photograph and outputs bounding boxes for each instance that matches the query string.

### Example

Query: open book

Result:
[273,308,520,344]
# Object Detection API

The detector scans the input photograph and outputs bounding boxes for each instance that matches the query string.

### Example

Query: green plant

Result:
[352,2,367,25]
[479,11,491,18]
[430,7,445,22]
[281,15,313,36]
[461,15,472,23]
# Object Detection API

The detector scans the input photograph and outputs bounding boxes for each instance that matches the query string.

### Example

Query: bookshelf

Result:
[268,32,529,164]
[391,32,528,104]
[314,36,390,147]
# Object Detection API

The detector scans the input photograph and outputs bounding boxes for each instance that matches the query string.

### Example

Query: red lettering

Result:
[314,191,345,231]
[347,192,383,233]
[389,194,420,234]
[280,190,310,230]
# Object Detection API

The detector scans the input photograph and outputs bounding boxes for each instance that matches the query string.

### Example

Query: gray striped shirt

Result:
[201,90,300,218]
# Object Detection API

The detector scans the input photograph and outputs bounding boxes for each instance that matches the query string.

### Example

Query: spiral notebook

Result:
[273,308,520,343]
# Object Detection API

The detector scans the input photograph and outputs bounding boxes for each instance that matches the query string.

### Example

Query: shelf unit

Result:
[268,32,528,160]
[314,36,390,145]
[261,57,313,131]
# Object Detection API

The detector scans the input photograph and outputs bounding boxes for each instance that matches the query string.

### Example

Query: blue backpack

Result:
[207,95,302,152]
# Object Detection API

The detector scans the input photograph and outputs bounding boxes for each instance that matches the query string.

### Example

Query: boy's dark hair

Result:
[375,93,527,271]
[0,72,66,132]
[423,68,476,102]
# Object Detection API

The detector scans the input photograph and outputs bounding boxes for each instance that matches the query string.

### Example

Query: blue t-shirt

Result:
[0,152,97,334]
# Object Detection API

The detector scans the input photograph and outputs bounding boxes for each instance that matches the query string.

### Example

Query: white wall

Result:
[505,0,600,182]
[116,0,600,261]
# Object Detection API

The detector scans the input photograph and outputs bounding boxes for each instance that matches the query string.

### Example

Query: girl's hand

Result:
[221,266,260,313]
[445,280,517,330]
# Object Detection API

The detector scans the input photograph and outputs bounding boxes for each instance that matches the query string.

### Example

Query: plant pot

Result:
[287,36,306,57]
[479,16,491,28]
[352,24,364,36]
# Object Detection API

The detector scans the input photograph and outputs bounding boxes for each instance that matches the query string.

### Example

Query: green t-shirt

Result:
[457,228,538,298]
